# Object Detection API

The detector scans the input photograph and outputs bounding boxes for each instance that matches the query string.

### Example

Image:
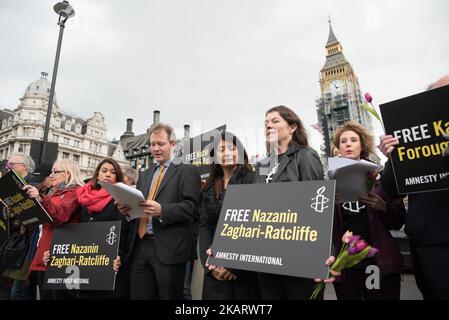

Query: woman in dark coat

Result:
[331,121,405,300]
[253,105,337,300]
[75,158,129,299]
[199,131,260,300]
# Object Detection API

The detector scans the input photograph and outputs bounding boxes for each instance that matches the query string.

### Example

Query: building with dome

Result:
[0,72,129,178]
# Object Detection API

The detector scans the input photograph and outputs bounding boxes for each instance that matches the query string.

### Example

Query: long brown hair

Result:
[265,105,309,153]
[202,131,252,199]
[91,158,124,189]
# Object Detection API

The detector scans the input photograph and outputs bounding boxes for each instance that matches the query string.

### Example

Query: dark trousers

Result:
[0,276,11,300]
[11,279,34,300]
[35,271,53,300]
[410,243,449,300]
[258,273,320,300]
[129,235,186,300]
[183,261,194,300]
[333,268,401,300]
[203,270,260,300]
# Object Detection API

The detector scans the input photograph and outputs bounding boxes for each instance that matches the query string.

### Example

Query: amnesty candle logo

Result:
[311,186,329,213]
[106,225,118,246]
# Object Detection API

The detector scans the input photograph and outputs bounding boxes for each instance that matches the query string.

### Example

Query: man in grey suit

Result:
[118,123,201,299]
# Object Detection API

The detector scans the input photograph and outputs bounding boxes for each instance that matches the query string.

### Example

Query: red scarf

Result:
[76,182,113,213]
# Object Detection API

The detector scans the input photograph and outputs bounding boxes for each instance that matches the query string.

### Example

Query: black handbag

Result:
[0,211,29,271]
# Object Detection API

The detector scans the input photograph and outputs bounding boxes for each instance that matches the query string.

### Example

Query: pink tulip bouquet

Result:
[310,231,379,299]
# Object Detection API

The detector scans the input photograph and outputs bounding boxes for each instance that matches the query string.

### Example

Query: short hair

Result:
[333,121,375,160]
[8,152,35,173]
[54,160,84,187]
[148,123,176,143]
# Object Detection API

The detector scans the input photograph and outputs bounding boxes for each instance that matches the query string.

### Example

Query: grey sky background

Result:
[1,0,448,157]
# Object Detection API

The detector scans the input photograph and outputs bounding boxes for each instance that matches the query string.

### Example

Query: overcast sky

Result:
[1,0,448,157]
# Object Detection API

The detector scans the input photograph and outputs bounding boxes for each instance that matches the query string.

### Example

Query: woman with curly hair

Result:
[331,121,405,300]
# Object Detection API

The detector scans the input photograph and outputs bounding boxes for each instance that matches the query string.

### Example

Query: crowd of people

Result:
[0,74,448,300]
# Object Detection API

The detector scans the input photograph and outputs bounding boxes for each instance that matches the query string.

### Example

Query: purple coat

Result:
[332,179,405,275]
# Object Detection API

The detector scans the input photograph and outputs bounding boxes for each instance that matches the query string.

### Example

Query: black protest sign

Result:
[0,170,52,228]
[208,180,335,279]
[380,84,449,194]
[44,221,121,291]
[178,125,226,176]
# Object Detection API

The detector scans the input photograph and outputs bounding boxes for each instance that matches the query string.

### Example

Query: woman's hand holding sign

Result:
[113,256,121,273]
[24,185,42,202]
[314,256,341,284]
[43,250,50,266]
[205,248,237,281]
[379,135,399,157]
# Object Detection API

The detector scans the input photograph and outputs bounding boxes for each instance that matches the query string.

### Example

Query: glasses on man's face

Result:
[6,162,24,169]
[51,169,65,175]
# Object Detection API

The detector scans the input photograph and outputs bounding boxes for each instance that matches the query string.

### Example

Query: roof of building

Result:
[321,52,348,71]
[326,20,338,46]
[59,111,86,131]
[22,72,57,104]
[0,109,14,122]
[122,133,149,151]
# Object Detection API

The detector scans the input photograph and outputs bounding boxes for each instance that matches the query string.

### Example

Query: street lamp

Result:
[40,1,75,164]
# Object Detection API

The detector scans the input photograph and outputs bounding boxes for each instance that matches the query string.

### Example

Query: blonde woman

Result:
[24,160,84,299]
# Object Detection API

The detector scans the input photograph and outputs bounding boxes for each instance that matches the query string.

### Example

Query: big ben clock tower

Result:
[316,19,374,157]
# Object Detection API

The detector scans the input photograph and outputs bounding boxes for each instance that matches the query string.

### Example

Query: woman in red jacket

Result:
[24,160,84,300]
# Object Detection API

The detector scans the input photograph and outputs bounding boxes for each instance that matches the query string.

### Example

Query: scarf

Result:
[76,182,112,213]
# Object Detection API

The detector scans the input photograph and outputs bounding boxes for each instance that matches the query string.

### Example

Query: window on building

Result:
[73,154,80,163]
[18,143,29,153]
[88,157,99,169]
[62,152,70,159]
[63,137,70,145]
[74,140,80,148]
[23,127,36,137]
[53,134,59,142]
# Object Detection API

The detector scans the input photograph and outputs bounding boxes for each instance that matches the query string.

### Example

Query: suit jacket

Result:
[127,161,201,265]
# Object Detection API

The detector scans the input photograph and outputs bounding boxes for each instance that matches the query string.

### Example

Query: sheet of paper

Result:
[99,181,145,220]
[328,157,382,202]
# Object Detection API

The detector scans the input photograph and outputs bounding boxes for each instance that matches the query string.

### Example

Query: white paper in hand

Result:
[328,157,382,202]
[99,181,145,220]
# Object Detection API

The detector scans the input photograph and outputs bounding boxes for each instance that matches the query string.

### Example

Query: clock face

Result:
[328,80,345,96]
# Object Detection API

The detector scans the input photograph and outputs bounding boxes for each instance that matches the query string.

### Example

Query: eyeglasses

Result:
[51,169,65,175]
[6,162,25,169]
